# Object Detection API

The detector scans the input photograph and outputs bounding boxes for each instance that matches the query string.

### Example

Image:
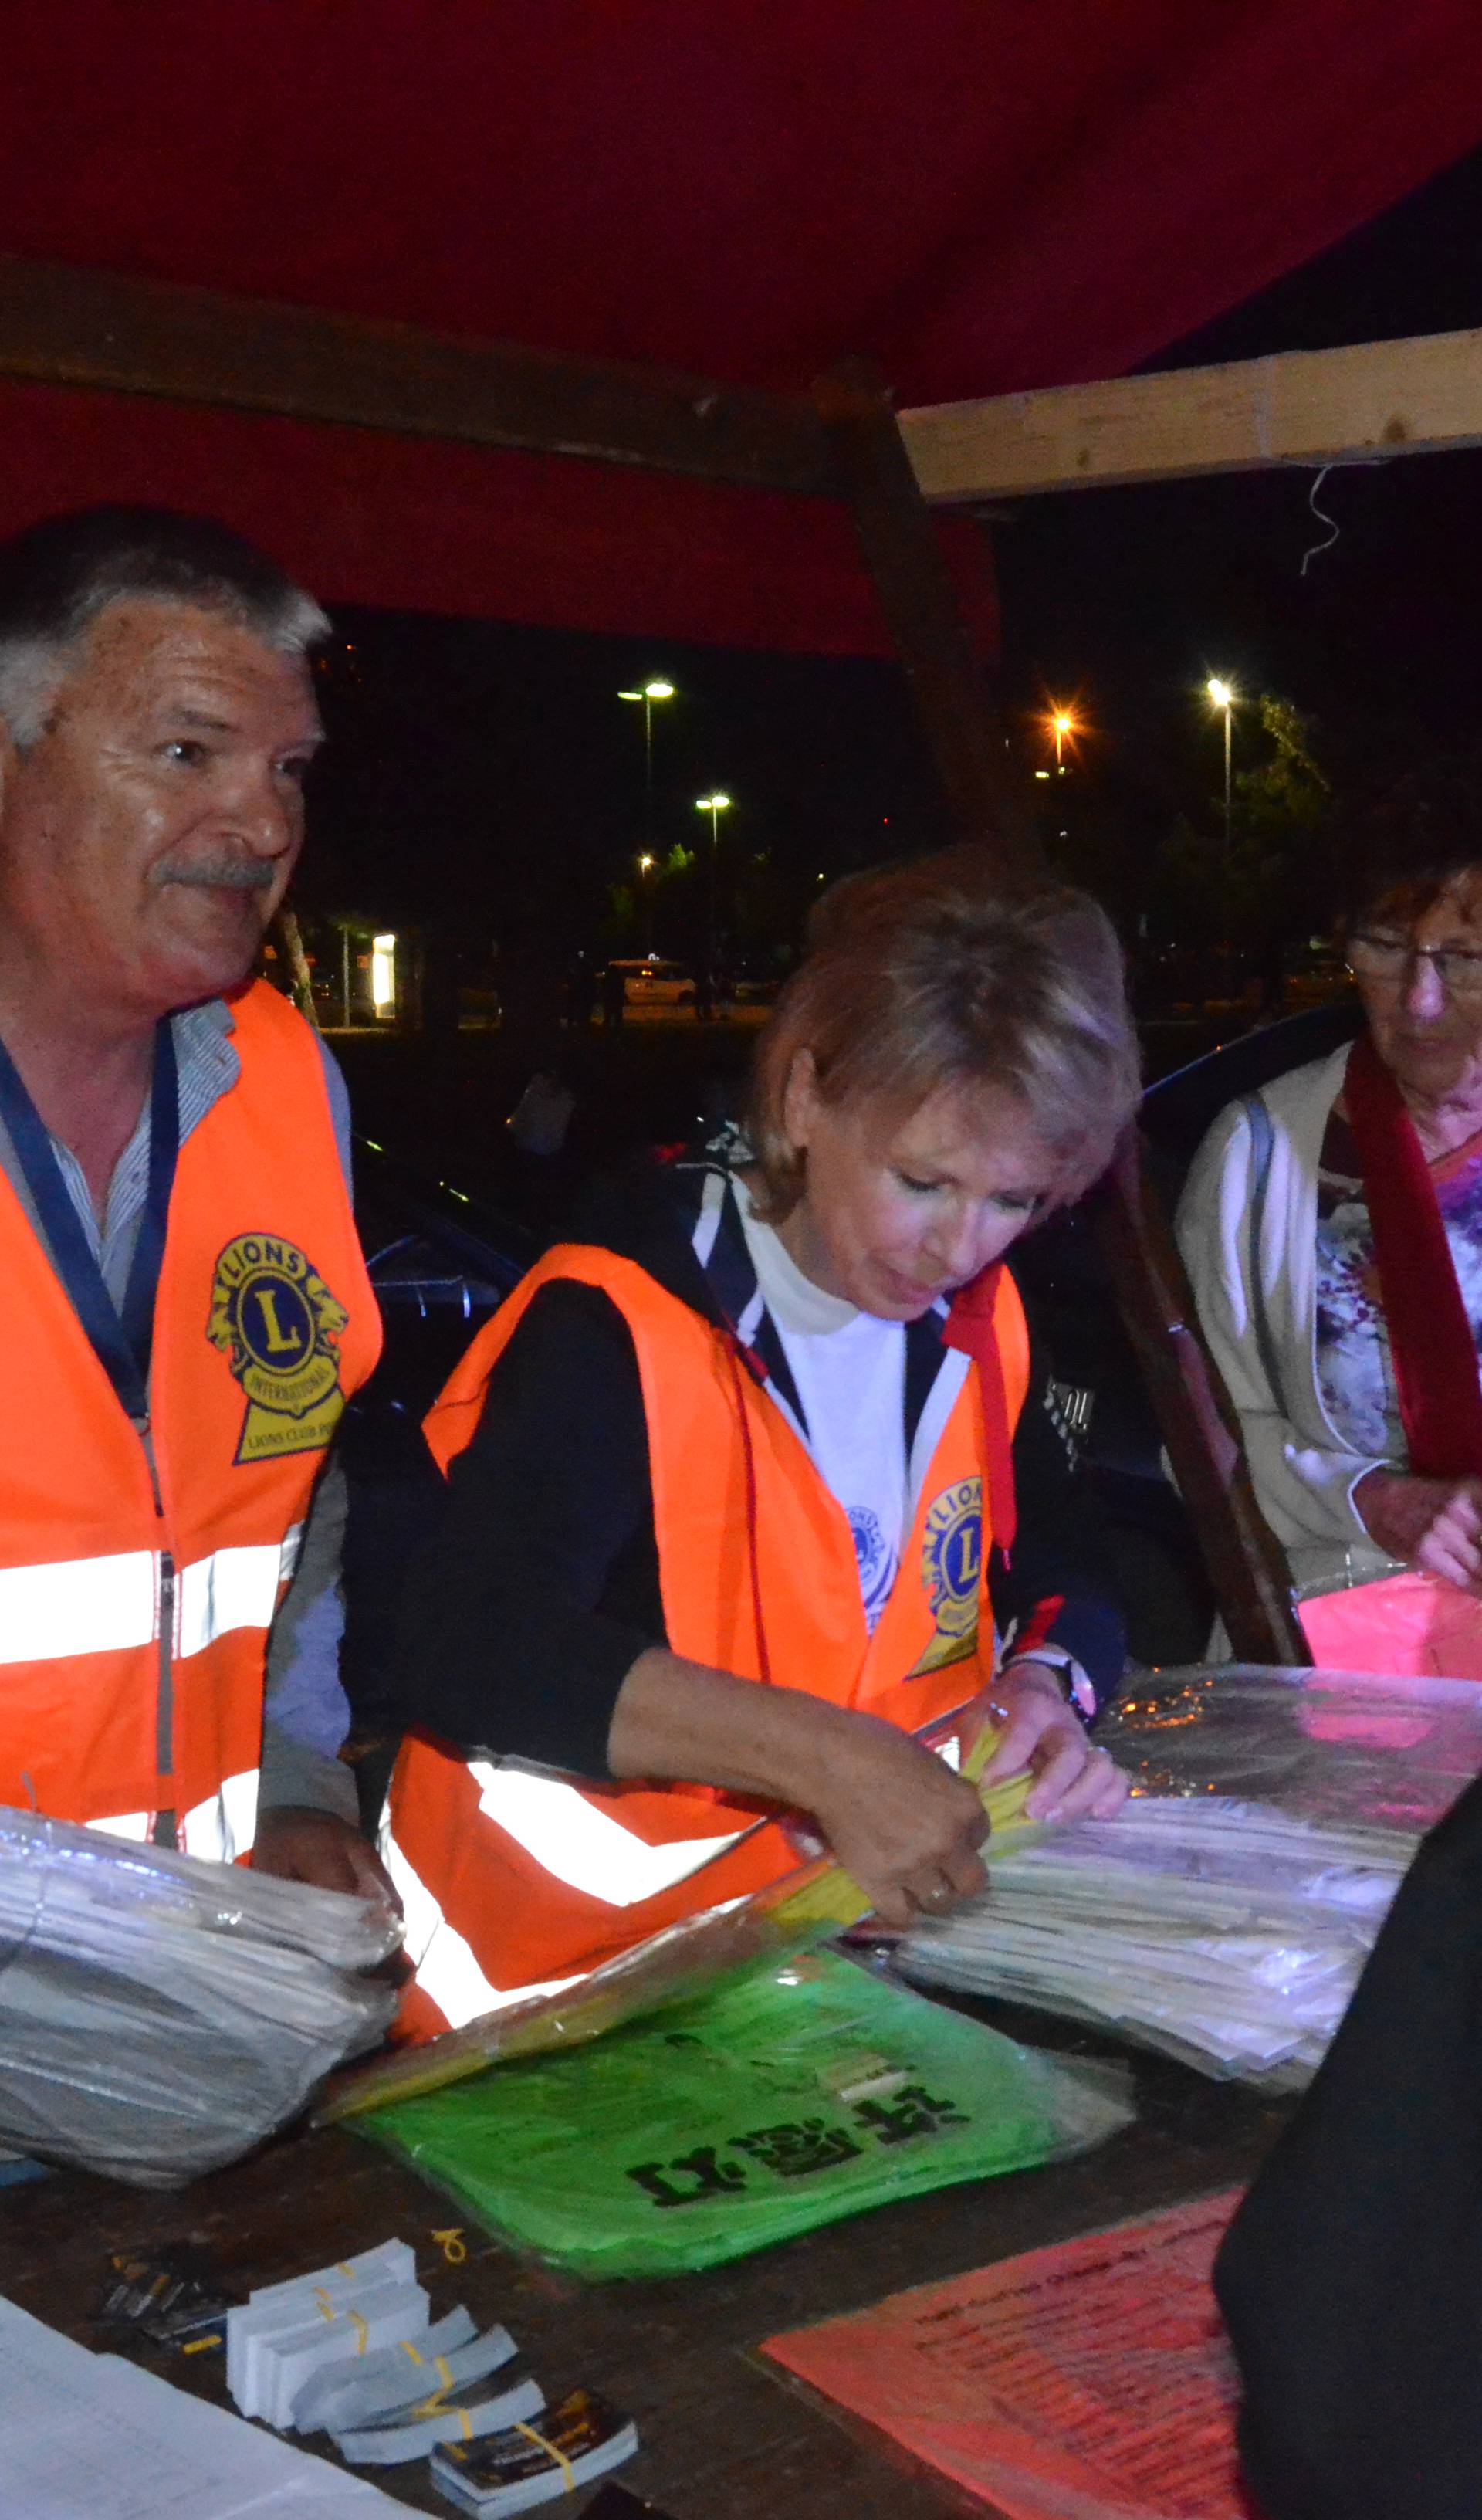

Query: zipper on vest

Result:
[139,1418,178,1852]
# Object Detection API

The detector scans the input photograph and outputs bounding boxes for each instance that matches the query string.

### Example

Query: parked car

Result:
[603,957,697,1006]
[1284,938,1353,1009]
[725,960,783,1006]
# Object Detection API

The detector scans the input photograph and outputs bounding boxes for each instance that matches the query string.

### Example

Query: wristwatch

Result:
[1002,1647,1098,1721]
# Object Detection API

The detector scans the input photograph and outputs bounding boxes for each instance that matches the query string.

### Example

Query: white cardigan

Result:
[1175,1042,1404,1597]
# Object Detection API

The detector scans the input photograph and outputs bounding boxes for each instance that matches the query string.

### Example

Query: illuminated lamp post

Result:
[695,794,731,1004]
[1206,678,1237,995]
[618,679,675,859]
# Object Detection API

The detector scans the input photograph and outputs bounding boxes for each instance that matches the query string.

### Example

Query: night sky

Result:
[303,143,1482,963]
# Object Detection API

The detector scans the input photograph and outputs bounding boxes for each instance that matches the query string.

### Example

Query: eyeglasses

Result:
[1345,932,1482,997]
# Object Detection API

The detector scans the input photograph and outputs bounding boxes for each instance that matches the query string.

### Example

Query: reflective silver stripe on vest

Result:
[0,1532,300,1666]
[82,1771,259,1859]
[174,1534,299,1659]
[381,1822,584,2030]
[469,1760,747,1906]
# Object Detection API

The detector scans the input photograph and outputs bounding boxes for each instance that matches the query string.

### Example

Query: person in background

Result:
[1178,777,1482,1672]
[0,504,388,1895]
[384,849,1139,2038]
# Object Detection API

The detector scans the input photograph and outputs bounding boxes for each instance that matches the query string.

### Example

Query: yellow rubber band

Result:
[411,2356,458,2417]
[349,2308,369,2356]
[400,2339,424,2365]
[514,2423,576,2494]
[336,2261,356,2278]
[313,2288,335,2325]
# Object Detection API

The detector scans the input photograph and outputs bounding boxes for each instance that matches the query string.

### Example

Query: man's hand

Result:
[1354,1468,1482,1593]
[976,1662,1128,1824]
[252,1806,401,1911]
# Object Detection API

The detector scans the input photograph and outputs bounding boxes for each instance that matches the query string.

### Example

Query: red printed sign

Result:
[763,2192,1248,2520]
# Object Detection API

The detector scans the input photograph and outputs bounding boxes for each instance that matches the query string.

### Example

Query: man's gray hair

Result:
[0,505,330,749]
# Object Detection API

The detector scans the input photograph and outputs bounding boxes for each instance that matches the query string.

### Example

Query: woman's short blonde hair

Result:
[746,847,1140,1222]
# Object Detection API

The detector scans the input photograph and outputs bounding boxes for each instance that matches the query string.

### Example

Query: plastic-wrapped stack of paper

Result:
[898,1664,1482,2087]
[898,1797,1412,2085]
[0,1805,401,2183]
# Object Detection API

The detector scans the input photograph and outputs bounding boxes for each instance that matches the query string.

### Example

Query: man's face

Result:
[0,599,322,1021]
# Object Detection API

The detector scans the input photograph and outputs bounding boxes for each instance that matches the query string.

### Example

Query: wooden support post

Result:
[814,358,1306,1665]
[812,359,1037,869]
[1094,1140,1306,1665]
[272,909,320,1032]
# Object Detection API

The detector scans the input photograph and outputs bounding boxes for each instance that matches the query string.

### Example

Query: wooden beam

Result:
[900,326,1482,503]
[812,358,1037,868]
[0,254,836,498]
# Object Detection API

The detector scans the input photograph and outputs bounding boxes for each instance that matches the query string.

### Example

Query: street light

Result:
[1047,706,1077,771]
[1206,679,1237,992]
[636,853,655,953]
[695,793,731,1008]
[1206,678,1235,855]
[618,679,675,857]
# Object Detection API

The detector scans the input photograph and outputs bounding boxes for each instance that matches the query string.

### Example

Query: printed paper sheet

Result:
[762,2191,1250,2520]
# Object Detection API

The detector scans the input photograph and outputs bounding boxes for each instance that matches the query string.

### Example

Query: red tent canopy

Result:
[2,2,1480,650]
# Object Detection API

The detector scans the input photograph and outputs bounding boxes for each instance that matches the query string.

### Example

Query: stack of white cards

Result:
[225,2241,544,2466]
[228,2243,428,2430]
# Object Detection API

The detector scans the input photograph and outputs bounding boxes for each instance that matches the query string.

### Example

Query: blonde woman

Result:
[386,850,1141,2038]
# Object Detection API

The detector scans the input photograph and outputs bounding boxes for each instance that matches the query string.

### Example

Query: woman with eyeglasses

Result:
[1178,774,1482,1669]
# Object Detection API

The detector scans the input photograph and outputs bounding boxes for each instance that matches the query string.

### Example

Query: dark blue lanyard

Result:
[0,1021,180,1423]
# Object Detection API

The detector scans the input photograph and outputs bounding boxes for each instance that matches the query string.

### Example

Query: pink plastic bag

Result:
[1298,1569,1482,1681]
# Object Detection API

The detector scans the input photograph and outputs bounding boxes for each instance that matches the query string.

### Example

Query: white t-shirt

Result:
[738,1188,908,1631]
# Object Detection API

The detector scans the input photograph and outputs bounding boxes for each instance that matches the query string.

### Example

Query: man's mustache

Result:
[151,856,279,892]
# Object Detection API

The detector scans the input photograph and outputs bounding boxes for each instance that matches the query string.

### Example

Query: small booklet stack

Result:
[431,2389,641,2514]
[224,2241,638,2503]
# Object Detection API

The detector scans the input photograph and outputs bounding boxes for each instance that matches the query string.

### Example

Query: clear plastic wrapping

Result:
[897,1664,1482,2088]
[1098,1661,1482,1834]
[0,1807,401,2183]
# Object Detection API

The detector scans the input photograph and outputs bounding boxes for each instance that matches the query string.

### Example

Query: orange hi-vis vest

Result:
[387,1241,1030,2039]
[0,981,380,1858]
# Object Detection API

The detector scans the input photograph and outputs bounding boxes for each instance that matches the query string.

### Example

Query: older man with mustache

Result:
[0,505,388,1897]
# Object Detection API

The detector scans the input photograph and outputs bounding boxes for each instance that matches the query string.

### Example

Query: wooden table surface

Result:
[0,2001,1285,2520]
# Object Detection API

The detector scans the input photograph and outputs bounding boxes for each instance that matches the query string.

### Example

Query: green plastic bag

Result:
[363,1953,1133,2278]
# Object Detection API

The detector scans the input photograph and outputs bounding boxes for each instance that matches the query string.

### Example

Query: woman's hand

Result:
[976,1661,1128,1824]
[608,1650,990,1929]
[797,1707,991,1929]
[1353,1467,1482,1593]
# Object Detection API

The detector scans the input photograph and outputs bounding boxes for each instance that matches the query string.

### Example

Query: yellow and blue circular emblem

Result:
[208,1232,349,1463]
[917,1476,983,1670]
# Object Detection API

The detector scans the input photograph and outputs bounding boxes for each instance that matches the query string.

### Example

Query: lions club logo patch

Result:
[914,1476,983,1672]
[208,1233,349,1463]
